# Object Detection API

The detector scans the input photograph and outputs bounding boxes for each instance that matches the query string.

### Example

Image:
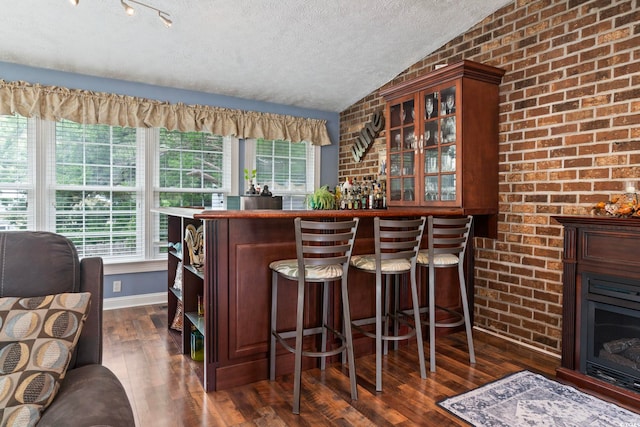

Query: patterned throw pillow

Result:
[0,293,91,427]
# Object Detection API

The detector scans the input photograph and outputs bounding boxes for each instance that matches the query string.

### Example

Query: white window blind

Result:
[52,120,143,260]
[0,114,32,230]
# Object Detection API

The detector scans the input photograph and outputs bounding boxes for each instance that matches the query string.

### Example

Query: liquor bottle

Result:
[381,180,387,208]
[369,178,376,209]
[362,178,369,209]
[374,184,383,209]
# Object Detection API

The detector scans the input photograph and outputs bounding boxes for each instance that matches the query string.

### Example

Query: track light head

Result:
[158,11,172,28]
[121,0,135,16]
[70,0,172,27]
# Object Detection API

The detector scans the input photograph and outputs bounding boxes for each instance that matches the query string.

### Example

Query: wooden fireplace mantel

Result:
[553,215,640,410]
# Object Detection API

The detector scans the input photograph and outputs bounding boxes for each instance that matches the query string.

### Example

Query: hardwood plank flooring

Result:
[103,304,560,427]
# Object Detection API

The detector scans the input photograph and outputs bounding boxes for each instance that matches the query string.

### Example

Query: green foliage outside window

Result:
[159,129,224,209]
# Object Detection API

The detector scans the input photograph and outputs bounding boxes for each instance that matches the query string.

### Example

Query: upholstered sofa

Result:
[0,231,135,426]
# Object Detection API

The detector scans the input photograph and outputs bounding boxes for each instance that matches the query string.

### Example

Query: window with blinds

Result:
[0,113,236,265]
[0,115,32,230]
[54,120,141,259]
[253,138,316,210]
[154,129,232,256]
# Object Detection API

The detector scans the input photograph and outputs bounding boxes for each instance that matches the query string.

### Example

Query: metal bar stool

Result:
[349,217,427,392]
[269,217,359,414]
[416,215,475,372]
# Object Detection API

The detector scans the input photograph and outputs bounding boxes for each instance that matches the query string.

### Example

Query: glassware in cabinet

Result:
[387,96,417,204]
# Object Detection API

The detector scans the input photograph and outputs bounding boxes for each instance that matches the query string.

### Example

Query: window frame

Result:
[244,138,320,209]
[47,119,145,262]
[149,129,239,259]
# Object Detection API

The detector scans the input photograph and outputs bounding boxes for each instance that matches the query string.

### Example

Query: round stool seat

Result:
[350,254,411,272]
[269,259,344,281]
[416,251,459,266]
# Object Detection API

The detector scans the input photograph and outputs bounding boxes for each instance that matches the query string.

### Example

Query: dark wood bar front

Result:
[192,208,475,391]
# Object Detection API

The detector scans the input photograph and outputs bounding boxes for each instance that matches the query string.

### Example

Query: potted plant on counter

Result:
[306,185,336,210]
[244,168,257,194]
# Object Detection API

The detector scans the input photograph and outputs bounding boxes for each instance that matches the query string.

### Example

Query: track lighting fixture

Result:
[69,0,172,27]
[124,0,172,26]
[121,0,135,16]
[158,11,172,28]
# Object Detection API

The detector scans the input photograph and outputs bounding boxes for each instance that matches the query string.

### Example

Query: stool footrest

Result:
[352,313,417,342]
[402,305,466,328]
[272,324,348,359]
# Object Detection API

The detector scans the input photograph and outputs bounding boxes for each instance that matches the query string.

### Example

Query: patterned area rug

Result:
[438,370,640,427]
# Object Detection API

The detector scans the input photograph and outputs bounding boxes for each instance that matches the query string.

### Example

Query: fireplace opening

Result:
[581,273,640,393]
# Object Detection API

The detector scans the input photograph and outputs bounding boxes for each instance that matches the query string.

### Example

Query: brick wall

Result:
[339,0,640,355]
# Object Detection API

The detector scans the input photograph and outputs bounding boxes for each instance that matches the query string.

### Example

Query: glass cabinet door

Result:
[422,85,457,203]
[388,97,416,203]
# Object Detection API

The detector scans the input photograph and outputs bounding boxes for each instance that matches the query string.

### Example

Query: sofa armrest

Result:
[75,256,103,367]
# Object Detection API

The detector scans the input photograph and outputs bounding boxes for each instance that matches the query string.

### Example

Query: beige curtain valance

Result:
[0,80,331,146]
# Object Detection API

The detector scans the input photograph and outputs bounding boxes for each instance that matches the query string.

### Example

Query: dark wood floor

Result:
[103,304,561,427]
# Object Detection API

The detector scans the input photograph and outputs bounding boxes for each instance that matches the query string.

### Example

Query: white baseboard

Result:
[103,292,167,310]
[474,326,561,359]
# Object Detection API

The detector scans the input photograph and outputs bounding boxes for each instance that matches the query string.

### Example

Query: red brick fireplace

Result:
[554,216,640,409]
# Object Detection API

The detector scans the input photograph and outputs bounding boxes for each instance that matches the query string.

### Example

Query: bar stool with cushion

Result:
[416,215,474,372]
[349,217,427,392]
[269,217,359,414]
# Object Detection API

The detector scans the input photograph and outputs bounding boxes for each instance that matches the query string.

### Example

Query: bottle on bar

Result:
[369,177,375,209]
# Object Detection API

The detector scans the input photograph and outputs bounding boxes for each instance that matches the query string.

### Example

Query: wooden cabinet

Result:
[380,60,505,214]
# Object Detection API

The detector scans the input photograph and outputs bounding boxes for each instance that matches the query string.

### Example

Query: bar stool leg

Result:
[320,281,329,371]
[292,279,306,414]
[393,276,400,352]
[429,264,437,372]
[270,271,278,381]
[410,268,427,379]
[341,276,358,400]
[459,263,476,364]
[375,270,383,392]
[383,275,391,356]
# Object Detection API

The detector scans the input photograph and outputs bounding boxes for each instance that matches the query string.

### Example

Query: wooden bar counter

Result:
[187,208,475,391]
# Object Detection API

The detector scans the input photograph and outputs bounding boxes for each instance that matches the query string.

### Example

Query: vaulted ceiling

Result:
[0,0,510,112]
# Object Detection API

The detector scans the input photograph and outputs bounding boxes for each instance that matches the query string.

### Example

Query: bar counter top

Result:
[194,207,466,220]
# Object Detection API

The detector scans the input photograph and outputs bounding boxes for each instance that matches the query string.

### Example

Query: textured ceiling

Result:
[0,0,510,112]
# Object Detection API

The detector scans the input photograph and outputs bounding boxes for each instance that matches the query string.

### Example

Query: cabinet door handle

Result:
[418,135,424,153]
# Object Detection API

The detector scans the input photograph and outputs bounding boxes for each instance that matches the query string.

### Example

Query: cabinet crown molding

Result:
[380,60,506,101]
